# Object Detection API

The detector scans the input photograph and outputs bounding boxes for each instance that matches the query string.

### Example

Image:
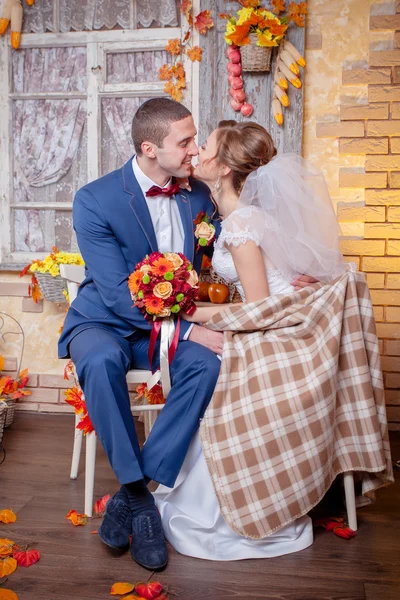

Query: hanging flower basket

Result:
[1,399,16,428]
[241,34,273,72]
[0,402,6,445]
[35,272,68,303]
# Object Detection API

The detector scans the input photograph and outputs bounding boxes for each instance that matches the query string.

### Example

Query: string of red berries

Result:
[226,45,253,117]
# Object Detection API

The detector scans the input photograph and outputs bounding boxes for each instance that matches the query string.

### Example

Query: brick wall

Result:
[316,3,400,430]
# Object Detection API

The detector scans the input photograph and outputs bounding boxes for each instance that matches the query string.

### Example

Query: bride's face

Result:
[193,129,221,185]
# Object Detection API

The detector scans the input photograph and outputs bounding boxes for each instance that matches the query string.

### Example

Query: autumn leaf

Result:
[0,589,19,600]
[180,0,192,20]
[91,530,98,535]
[76,413,95,436]
[12,547,40,568]
[186,46,202,62]
[0,356,4,372]
[194,10,214,35]
[110,582,135,595]
[0,558,17,577]
[0,539,14,558]
[0,510,16,525]
[164,82,183,103]
[225,23,251,46]
[92,494,111,518]
[64,387,86,414]
[165,38,181,56]
[63,359,75,381]
[272,0,285,14]
[136,581,163,599]
[238,0,261,7]
[65,510,88,526]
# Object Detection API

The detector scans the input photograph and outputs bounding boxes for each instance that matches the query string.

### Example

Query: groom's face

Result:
[154,116,198,178]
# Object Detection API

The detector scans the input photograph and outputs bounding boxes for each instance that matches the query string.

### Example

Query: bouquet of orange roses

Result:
[128,252,198,321]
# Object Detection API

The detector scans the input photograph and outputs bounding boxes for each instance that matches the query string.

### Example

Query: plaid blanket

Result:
[200,271,394,539]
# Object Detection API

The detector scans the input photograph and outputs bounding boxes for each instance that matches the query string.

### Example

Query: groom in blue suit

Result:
[58,98,223,570]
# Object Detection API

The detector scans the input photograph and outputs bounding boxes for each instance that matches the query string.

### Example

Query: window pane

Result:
[12,47,87,93]
[13,210,77,253]
[106,50,172,84]
[59,0,131,32]
[101,97,153,175]
[22,0,55,33]
[137,0,179,28]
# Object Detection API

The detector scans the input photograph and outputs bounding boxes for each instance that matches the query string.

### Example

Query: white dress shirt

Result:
[132,156,193,339]
[132,156,184,254]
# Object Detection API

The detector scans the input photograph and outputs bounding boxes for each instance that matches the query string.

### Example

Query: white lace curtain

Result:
[22,0,178,33]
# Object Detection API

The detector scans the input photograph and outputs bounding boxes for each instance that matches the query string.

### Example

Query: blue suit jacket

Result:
[58,157,218,358]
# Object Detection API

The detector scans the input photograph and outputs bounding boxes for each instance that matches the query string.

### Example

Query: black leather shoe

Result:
[130,507,168,571]
[98,488,131,551]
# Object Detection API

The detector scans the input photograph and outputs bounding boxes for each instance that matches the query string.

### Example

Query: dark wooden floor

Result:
[1,414,399,600]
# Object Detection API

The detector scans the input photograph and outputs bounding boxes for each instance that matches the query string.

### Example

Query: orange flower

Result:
[158,64,173,81]
[272,0,286,14]
[226,23,251,46]
[151,257,174,276]
[194,10,214,35]
[186,46,202,62]
[144,297,165,315]
[165,38,181,56]
[268,23,288,36]
[128,270,143,295]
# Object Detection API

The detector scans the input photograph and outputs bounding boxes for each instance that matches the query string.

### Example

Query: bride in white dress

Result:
[154,120,346,561]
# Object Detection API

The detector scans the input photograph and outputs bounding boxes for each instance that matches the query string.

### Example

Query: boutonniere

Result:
[193,211,216,251]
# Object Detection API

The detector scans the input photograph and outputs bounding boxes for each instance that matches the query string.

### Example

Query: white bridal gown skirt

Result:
[154,431,313,561]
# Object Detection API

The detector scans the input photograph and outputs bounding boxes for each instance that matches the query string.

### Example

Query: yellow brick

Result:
[386,374,400,388]
[388,207,400,222]
[368,85,400,101]
[370,15,400,31]
[342,68,391,85]
[376,322,400,337]
[363,257,400,272]
[388,240,400,254]
[387,274,400,289]
[373,306,384,321]
[379,339,384,354]
[371,289,400,305]
[340,103,389,120]
[365,224,400,239]
[367,120,400,136]
[396,30,400,48]
[316,122,364,138]
[386,408,400,422]
[365,189,400,205]
[395,67,400,84]
[391,138,400,154]
[337,204,385,222]
[339,137,388,154]
[339,171,387,188]
[339,240,385,256]
[390,172,400,187]
[343,255,360,269]
[392,103,400,118]
[366,273,385,288]
[366,155,400,171]
[382,355,400,370]
[385,390,400,404]
[387,307,400,322]
[386,340,400,355]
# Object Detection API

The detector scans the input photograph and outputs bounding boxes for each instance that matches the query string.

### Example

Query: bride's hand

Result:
[181,310,197,322]
[176,177,192,192]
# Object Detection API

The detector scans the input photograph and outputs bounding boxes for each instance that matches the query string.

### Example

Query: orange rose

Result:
[164,252,183,270]
[158,306,171,317]
[187,269,199,287]
[153,281,173,299]
[140,264,152,273]
[195,222,215,241]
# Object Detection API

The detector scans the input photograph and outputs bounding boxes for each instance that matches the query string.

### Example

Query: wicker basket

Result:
[35,272,68,303]
[200,268,242,304]
[2,399,16,428]
[0,403,6,446]
[240,34,273,72]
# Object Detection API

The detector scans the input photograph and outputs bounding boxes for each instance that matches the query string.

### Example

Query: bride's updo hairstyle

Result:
[215,120,277,193]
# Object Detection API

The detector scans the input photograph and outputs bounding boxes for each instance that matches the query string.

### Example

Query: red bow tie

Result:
[145,183,180,198]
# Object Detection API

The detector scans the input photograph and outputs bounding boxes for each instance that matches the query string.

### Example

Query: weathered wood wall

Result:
[199,0,305,154]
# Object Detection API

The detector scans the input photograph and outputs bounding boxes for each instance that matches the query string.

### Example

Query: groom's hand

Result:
[188,324,224,355]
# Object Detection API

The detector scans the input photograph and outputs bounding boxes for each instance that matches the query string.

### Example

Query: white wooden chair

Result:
[60,264,164,517]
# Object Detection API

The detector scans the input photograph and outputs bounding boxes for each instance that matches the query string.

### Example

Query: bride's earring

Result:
[212,172,222,195]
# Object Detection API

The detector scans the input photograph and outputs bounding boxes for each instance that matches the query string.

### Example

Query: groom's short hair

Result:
[132,98,192,156]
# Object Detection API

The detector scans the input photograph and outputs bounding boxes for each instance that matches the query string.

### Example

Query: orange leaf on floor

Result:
[13,547,40,567]
[65,510,88,526]
[93,494,111,518]
[0,541,14,558]
[136,582,163,599]
[0,557,17,577]
[0,510,17,525]
[0,589,19,600]
[110,582,135,595]
[91,530,98,535]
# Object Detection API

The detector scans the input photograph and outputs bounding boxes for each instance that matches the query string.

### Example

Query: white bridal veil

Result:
[236,153,347,282]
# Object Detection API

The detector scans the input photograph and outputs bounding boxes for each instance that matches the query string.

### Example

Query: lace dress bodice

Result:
[212,206,294,300]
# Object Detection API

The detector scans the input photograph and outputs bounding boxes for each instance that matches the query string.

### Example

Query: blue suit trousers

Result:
[69,326,221,488]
